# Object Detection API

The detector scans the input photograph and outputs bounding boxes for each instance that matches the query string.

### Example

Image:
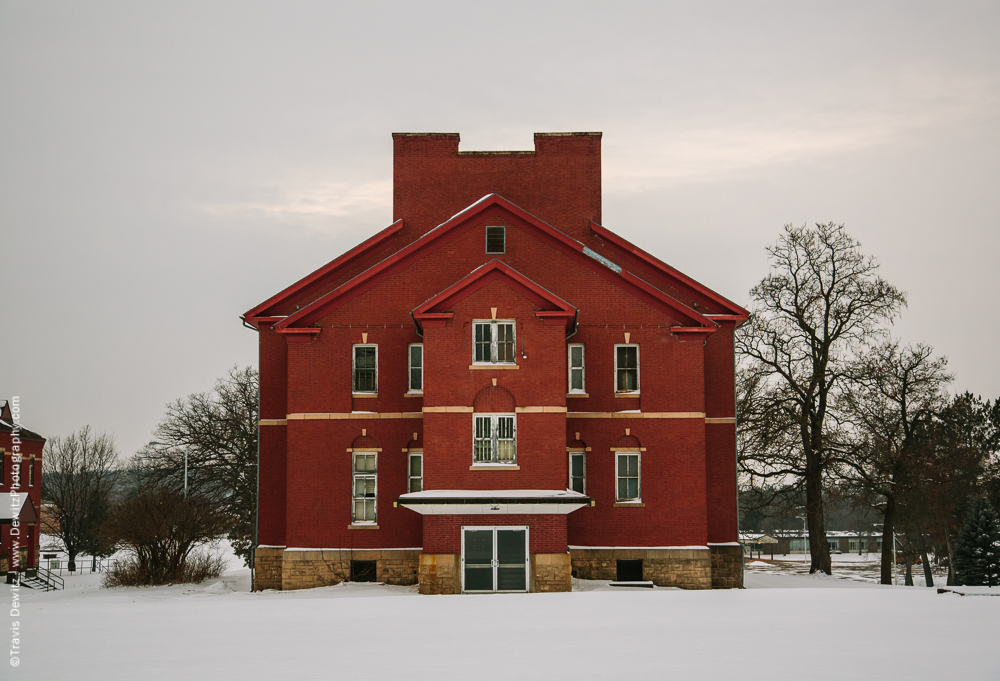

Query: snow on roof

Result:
[400,489,587,500]
[0,493,28,522]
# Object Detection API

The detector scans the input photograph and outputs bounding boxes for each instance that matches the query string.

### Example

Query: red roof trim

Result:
[244,219,404,321]
[278,195,715,330]
[590,221,748,318]
[619,271,717,330]
[412,260,577,329]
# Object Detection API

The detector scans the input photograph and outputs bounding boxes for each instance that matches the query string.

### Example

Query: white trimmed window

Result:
[828,539,840,553]
[353,345,377,394]
[408,452,423,493]
[473,414,516,464]
[569,451,586,494]
[615,344,639,393]
[408,344,423,392]
[352,453,377,523]
[473,321,515,364]
[568,344,585,393]
[615,451,640,502]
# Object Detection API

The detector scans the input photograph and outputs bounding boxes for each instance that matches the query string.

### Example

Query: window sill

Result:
[615,392,640,398]
[469,364,519,370]
[404,391,424,397]
[353,393,378,398]
[348,524,380,530]
[614,502,644,508]
[470,465,521,471]
[566,393,589,398]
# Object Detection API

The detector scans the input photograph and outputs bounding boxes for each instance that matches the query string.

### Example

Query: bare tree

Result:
[41,426,121,572]
[838,342,952,584]
[134,366,258,566]
[737,223,906,574]
[101,486,231,586]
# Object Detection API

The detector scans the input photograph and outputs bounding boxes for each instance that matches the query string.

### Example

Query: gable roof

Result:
[411,260,578,332]
[242,218,404,325]
[273,194,718,338]
[590,221,748,319]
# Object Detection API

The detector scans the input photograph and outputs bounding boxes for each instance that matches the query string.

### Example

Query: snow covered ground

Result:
[10,556,1000,680]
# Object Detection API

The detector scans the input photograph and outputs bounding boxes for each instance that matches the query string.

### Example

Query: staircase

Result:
[18,567,64,591]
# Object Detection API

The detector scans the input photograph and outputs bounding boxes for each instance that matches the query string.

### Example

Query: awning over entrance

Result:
[396,489,593,515]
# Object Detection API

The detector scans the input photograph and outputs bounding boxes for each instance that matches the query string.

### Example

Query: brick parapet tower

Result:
[244,132,747,592]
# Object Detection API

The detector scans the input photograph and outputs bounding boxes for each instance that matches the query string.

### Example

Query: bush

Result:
[103,551,227,587]
[100,487,232,587]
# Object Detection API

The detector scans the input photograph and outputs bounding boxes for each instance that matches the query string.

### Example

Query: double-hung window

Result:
[616,452,640,502]
[352,453,377,523]
[473,414,516,464]
[615,344,639,393]
[569,451,586,494]
[353,345,377,394]
[568,344,585,393]
[408,344,423,392]
[408,452,423,493]
[473,321,515,364]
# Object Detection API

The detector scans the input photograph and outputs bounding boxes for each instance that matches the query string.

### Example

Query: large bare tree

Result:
[737,223,906,574]
[41,426,121,571]
[838,342,952,584]
[135,366,258,566]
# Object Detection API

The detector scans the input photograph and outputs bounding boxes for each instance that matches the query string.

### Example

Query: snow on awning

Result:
[396,489,593,515]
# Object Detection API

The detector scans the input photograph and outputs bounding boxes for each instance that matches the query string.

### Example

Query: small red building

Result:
[1,399,44,574]
[244,132,747,593]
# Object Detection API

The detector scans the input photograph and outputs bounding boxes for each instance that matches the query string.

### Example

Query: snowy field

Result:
[11,554,1000,680]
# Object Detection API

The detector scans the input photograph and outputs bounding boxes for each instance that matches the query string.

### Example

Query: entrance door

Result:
[461,526,528,593]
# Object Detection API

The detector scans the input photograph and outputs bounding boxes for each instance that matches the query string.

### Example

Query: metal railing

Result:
[21,566,64,591]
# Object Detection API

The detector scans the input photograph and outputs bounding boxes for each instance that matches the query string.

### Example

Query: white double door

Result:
[461,526,529,593]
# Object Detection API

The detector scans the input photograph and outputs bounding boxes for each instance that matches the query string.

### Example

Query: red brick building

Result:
[1,399,44,574]
[243,132,747,593]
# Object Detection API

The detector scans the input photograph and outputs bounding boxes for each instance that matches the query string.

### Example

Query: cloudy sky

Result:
[2,1,998,457]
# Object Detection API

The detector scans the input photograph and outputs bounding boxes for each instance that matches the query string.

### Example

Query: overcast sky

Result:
[2,1,998,457]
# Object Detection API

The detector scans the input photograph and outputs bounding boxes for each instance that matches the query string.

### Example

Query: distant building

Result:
[243,132,748,593]
[0,399,44,574]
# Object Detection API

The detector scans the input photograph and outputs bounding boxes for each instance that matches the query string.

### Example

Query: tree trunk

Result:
[67,549,77,573]
[916,525,933,587]
[944,526,956,586]
[805,453,831,575]
[904,552,914,586]
[880,496,896,585]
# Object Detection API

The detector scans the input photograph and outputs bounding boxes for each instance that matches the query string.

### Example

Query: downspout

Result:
[241,315,261,592]
[565,310,580,340]
[409,311,424,338]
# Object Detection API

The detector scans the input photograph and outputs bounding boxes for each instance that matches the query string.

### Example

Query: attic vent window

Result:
[486,226,505,254]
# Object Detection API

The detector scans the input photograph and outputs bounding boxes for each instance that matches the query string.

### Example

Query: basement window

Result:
[351,560,377,582]
[486,226,505,254]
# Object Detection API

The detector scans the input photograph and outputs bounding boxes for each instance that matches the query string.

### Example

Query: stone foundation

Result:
[254,547,420,591]
[709,544,744,588]
[570,547,713,589]
[531,553,572,592]
[418,554,461,594]
[253,546,284,591]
